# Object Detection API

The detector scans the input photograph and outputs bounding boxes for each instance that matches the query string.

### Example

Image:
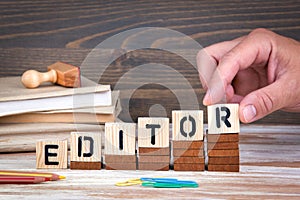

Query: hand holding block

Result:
[22,61,81,88]
[138,117,169,148]
[105,123,136,155]
[36,140,68,169]
[70,132,102,170]
[172,110,203,141]
[208,104,240,134]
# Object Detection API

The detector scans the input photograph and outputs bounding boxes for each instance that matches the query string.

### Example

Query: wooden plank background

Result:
[0,0,300,124]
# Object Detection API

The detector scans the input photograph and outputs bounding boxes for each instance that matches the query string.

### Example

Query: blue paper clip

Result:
[140,177,198,188]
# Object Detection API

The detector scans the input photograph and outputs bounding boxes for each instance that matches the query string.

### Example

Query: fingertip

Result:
[240,104,257,123]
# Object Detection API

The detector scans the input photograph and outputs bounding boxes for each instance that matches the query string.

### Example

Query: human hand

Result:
[197,28,300,123]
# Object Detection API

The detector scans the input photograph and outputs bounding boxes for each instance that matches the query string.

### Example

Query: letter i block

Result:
[207,104,240,172]
[105,123,137,170]
[172,110,204,171]
[70,132,102,170]
[138,117,170,171]
[36,140,68,169]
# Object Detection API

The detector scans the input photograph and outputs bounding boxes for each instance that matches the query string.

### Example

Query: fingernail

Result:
[203,90,211,105]
[243,105,257,122]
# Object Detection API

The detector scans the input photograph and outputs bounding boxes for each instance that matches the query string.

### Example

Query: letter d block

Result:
[207,104,240,134]
[70,132,102,170]
[36,140,68,169]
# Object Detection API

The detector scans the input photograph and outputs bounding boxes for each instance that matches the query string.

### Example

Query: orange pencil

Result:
[0,176,47,184]
[0,170,65,181]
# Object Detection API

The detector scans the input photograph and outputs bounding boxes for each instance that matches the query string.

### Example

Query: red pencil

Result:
[0,170,65,181]
[0,176,47,184]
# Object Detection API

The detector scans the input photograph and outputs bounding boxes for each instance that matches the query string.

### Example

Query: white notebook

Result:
[0,76,111,117]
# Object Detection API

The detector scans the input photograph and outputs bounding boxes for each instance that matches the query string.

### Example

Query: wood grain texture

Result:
[104,155,136,163]
[138,147,170,156]
[70,132,102,162]
[207,133,239,143]
[70,161,101,170]
[137,117,169,148]
[208,157,239,165]
[174,163,204,171]
[1,0,300,124]
[173,149,204,157]
[174,156,204,164]
[208,142,239,150]
[172,110,203,141]
[172,140,203,149]
[1,125,300,198]
[104,122,136,155]
[138,155,170,163]
[208,104,240,134]
[208,164,239,172]
[36,140,68,169]
[105,163,136,170]
[208,149,240,157]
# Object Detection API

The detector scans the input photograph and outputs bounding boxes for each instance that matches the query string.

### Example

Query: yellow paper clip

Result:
[115,178,143,187]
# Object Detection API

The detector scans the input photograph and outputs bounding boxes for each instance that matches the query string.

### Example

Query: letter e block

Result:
[208,104,240,134]
[138,117,169,148]
[105,122,136,155]
[36,140,68,169]
[172,110,203,141]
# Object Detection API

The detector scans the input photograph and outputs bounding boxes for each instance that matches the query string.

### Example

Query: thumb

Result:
[239,80,286,123]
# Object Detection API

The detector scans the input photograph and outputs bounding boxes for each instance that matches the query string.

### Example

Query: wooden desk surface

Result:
[0,125,300,199]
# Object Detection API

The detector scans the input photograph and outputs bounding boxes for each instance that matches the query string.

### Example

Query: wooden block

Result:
[48,61,81,88]
[174,157,204,164]
[174,163,204,171]
[208,149,239,157]
[105,123,136,155]
[172,141,204,149]
[105,163,136,170]
[139,147,170,156]
[70,132,101,163]
[207,133,239,143]
[208,157,239,165]
[70,161,101,170]
[105,155,136,163]
[36,140,68,169]
[208,164,239,172]
[138,163,169,171]
[208,142,239,150]
[138,117,169,148]
[172,110,203,141]
[139,155,170,163]
[207,104,240,134]
[173,149,204,157]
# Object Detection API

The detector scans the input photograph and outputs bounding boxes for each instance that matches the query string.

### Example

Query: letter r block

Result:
[207,104,240,134]
[172,110,203,141]
[36,140,68,169]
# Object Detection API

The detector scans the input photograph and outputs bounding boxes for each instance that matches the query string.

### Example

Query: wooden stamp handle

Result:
[21,69,57,88]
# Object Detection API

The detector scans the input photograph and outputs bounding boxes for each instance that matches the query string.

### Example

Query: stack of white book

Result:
[0,76,120,153]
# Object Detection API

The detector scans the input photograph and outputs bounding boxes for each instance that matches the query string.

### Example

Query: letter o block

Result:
[172,110,203,141]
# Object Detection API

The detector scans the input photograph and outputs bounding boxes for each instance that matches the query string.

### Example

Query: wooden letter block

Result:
[207,133,239,143]
[138,117,169,148]
[36,140,67,169]
[105,123,137,170]
[105,123,136,155]
[172,110,203,141]
[174,163,204,171]
[70,132,102,170]
[208,164,239,172]
[207,104,240,134]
